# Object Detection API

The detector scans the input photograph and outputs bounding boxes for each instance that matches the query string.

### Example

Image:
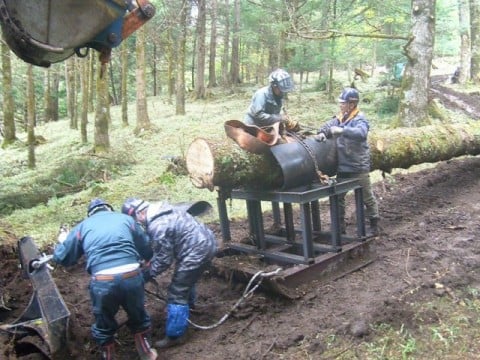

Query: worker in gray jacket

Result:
[244,68,295,127]
[122,198,218,349]
[315,87,380,236]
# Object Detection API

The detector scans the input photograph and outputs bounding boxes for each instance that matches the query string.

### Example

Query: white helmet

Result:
[268,68,294,93]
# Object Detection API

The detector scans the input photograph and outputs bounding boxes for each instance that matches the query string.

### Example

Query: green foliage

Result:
[376,96,400,116]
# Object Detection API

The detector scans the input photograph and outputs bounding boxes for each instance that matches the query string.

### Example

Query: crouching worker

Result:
[52,198,158,360]
[122,198,218,348]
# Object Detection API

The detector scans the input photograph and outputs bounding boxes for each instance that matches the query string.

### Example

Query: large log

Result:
[186,137,284,191]
[186,122,480,190]
[370,122,480,172]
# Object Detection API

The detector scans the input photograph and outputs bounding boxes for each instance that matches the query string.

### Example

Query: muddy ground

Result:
[1,85,480,359]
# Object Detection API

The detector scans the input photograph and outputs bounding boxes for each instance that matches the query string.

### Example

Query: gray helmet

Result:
[121,197,149,218]
[338,87,359,103]
[268,68,294,93]
[87,198,113,217]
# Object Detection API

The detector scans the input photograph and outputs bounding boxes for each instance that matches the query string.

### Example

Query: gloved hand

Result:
[57,224,69,243]
[330,126,344,136]
[285,118,299,131]
[314,133,327,142]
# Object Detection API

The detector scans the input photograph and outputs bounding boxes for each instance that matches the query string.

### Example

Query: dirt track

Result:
[1,84,480,359]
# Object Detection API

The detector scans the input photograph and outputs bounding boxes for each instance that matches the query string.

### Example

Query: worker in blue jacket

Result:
[315,87,380,236]
[53,198,158,360]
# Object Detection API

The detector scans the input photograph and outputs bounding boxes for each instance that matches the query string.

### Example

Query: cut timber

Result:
[186,122,480,190]
[186,137,283,191]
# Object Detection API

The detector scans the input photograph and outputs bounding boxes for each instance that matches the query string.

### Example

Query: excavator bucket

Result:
[0,237,70,359]
[0,0,155,67]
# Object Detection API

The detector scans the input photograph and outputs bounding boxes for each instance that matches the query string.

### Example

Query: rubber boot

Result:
[100,343,115,360]
[369,217,379,237]
[134,331,158,360]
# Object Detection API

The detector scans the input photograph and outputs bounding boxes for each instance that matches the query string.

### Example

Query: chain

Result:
[288,131,330,185]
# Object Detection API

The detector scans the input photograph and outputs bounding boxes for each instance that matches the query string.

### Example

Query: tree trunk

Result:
[471,0,480,82]
[208,0,218,88]
[186,137,283,191]
[135,27,151,133]
[230,0,241,84]
[222,0,230,86]
[121,41,129,127]
[186,122,480,191]
[65,57,77,129]
[43,68,53,123]
[1,41,15,147]
[396,0,436,127]
[176,0,189,115]
[94,61,110,153]
[80,57,88,143]
[458,0,471,83]
[27,65,36,169]
[194,0,207,99]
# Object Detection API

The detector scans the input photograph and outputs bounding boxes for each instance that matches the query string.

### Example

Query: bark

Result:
[471,0,480,82]
[80,57,88,143]
[135,27,151,133]
[65,57,77,129]
[1,41,15,147]
[208,0,218,87]
[230,0,241,84]
[27,65,36,169]
[186,137,283,191]
[194,0,207,99]
[458,0,471,83]
[43,68,53,123]
[396,0,436,127]
[186,122,480,190]
[94,61,110,153]
[221,0,230,86]
[176,0,189,115]
[121,41,129,127]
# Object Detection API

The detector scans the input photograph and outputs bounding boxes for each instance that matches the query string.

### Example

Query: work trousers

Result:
[89,272,151,345]
[336,172,379,227]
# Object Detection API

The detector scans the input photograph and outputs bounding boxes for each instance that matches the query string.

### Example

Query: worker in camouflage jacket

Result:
[122,198,218,349]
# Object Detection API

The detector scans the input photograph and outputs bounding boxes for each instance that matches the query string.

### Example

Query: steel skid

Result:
[215,180,376,297]
[0,237,70,359]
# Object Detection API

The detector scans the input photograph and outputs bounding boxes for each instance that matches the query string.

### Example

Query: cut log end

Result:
[186,138,215,190]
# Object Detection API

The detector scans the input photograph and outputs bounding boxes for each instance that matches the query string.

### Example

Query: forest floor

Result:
[1,82,480,359]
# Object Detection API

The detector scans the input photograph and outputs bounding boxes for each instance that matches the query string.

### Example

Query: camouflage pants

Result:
[336,172,379,229]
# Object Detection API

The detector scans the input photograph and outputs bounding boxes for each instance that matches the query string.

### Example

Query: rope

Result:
[187,268,282,330]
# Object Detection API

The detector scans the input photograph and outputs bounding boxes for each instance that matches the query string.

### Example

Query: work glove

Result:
[285,118,300,131]
[314,132,327,142]
[330,126,344,137]
[57,224,69,243]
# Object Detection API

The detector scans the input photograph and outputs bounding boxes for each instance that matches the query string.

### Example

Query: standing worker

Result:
[122,198,218,349]
[52,198,158,360]
[244,68,298,131]
[315,87,380,236]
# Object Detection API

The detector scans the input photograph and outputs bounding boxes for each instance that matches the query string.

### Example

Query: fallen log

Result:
[186,122,480,190]
[369,122,480,172]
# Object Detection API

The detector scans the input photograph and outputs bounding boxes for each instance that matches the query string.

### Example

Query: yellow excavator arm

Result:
[0,0,155,67]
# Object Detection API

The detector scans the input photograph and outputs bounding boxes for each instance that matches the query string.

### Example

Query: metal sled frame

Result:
[215,180,376,298]
[0,237,70,359]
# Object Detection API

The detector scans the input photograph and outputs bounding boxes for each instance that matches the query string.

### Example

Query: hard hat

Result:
[87,198,113,217]
[122,197,149,217]
[338,87,360,103]
[268,68,294,93]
